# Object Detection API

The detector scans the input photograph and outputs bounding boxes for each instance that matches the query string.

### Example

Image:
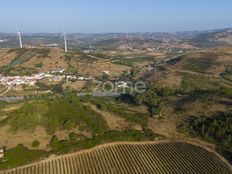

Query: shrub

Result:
[32,141,40,148]
[35,62,43,68]
[51,84,64,94]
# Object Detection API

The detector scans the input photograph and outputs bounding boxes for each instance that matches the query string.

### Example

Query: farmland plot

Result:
[0,141,231,174]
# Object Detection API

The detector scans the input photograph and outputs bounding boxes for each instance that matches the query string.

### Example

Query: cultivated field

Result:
[0,141,231,174]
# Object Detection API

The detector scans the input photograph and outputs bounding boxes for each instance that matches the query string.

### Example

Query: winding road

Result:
[0,87,10,96]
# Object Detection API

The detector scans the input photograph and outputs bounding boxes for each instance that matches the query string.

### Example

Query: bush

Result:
[63,120,76,129]
[51,84,64,94]
[49,130,158,154]
[35,82,51,90]
[32,141,40,148]
[35,62,43,68]
[37,49,50,58]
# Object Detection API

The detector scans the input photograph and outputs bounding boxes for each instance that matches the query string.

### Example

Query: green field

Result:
[5,95,107,134]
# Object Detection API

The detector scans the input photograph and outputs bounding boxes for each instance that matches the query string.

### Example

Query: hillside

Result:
[0,45,231,172]
[0,141,231,174]
[189,29,232,48]
[0,48,130,78]
[132,47,232,162]
[146,47,232,87]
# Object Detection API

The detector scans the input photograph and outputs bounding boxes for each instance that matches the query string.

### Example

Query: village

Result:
[0,69,92,88]
[0,68,132,93]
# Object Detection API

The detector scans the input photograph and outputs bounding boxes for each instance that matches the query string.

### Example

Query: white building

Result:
[49,76,65,82]
[103,71,110,75]
[0,147,5,159]
[117,81,129,88]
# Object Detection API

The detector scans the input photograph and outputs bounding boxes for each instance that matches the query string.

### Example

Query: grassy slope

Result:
[0,144,48,171]
[5,95,107,134]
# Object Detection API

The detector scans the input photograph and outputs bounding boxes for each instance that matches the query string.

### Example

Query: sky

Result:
[0,0,232,33]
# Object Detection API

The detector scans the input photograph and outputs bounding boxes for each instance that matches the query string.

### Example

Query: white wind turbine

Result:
[61,31,68,52]
[16,28,23,48]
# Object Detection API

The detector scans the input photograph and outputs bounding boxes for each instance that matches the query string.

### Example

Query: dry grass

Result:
[1,103,23,113]
[78,60,130,77]
[0,50,16,67]
[88,104,142,131]
[21,55,43,68]
[41,49,69,72]
[0,126,50,150]
[148,117,182,139]
[63,81,86,91]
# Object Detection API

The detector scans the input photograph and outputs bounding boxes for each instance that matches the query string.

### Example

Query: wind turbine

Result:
[16,28,23,48]
[61,31,68,52]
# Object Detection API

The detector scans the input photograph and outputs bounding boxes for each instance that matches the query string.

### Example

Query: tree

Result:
[130,66,139,78]
[50,135,59,146]
[52,84,64,94]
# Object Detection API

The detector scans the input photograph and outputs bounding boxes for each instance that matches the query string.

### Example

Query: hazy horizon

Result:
[0,0,232,33]
[0,26,232,34]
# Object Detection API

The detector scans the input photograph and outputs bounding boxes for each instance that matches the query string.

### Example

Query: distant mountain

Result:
[1,28,232,50]
[189,28,232,48]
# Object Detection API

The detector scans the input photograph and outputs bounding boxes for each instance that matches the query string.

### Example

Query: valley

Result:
[0,30,231,173]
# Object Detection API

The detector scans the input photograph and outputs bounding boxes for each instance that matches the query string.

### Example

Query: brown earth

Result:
[88,104,142,131]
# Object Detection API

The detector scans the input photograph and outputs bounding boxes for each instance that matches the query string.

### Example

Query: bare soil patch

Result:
[88,104,142,131]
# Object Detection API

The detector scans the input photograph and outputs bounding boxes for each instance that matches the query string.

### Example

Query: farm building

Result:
[0,147,5,159]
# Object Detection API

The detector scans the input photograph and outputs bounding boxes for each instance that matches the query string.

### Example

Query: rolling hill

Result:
[0,141,231,174]
[0,48,130,78]
[189,29,232,48]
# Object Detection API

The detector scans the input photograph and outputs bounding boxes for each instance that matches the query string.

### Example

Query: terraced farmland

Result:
[0,141,231,174]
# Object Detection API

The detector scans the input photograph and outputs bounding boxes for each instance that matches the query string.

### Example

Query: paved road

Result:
[0,96,24,102]
[77,92,123,97]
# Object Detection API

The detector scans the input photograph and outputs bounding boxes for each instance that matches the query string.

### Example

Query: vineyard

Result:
[0,141,231,174]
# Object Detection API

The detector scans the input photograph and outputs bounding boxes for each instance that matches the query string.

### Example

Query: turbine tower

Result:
[17,29,23,48]
[61,31,68,52]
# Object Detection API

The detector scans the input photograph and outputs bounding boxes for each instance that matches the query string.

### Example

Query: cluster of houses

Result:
[0,69,93,88]
[0,73,44,86]
[0,67,133,93]
[0,39,7,43]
